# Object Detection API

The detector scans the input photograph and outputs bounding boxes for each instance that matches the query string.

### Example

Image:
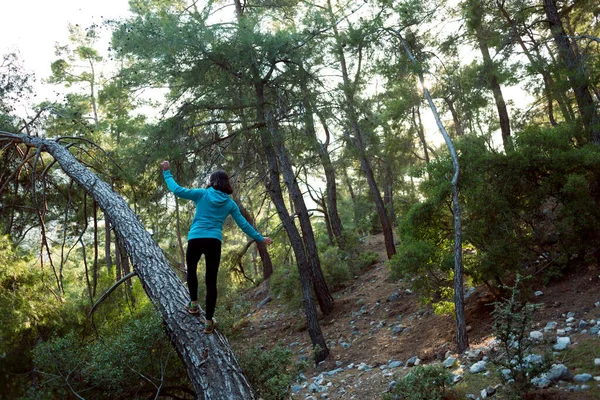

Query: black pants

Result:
[186,238,222,320]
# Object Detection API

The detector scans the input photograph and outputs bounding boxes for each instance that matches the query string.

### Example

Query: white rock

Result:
[566,317,575,323]
[595,358,600,367]
[530,331,544,340]
[443,357,457,368]
[470,361,487,374]
[544,321,558,332]
[534,291,544,296]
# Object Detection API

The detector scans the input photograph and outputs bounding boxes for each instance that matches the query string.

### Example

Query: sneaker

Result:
[204,318,217,334]
[184,302,200,315]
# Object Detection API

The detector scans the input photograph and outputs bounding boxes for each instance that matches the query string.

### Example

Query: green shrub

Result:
[394,125,600,302]
[490,278,549,396]
[239,345,297,400]
[385,364,453,400]
[269,263,303,309]
[320,246,352,289]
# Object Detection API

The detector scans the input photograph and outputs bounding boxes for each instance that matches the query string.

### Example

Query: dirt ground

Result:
[233,234,600,399]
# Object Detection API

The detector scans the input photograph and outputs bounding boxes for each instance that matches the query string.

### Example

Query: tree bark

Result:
[4,132,256,399]
[543,0,600,143]
[397,35,469,353]
[327,0,396,259]
[237,201,273,281]
[476,35,512,151]
[269,116,334,315]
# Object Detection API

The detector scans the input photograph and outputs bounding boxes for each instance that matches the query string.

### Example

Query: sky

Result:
[1,0,132,114]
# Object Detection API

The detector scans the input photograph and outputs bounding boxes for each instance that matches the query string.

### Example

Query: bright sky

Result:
[1,0,131,114]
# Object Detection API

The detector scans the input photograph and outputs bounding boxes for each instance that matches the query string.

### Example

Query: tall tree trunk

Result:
[92,200,99,297]
[443,97,464,136]
[476,35,512,151]
[327,0,396,259]
[543,0,600,143]
[4,132,256,399]
[342,168,359,229]
[250,80,329,361]
[105,216,113,270]
[174,197,186,273]
[269,115,334,315]
[300,72,344,244]
[413,106,430,163]
[397,34,469,353]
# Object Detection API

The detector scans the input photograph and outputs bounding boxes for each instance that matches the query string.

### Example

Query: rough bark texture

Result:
[9,133,255,399]
[270,118,334,315]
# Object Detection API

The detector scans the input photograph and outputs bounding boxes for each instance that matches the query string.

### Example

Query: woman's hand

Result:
[262,237,273,245]
[160,161,170,171]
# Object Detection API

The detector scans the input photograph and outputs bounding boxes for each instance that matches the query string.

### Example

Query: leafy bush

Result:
[239,345,298,400]
[490,278,549,396]
[269,262,303,309]
[385,364,453,400]
[320,245,352,289]
[392,125,600,303]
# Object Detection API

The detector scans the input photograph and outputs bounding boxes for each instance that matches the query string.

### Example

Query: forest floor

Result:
[232,234,600,399]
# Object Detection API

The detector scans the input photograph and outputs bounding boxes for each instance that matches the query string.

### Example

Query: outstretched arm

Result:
[161,161,204,202]
[230,202,273,244]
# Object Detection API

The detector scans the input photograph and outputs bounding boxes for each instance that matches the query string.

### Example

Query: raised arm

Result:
[161,161,204,202]
[230,202,272,244]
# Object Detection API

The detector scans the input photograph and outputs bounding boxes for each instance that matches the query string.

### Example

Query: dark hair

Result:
[207,170,233,194]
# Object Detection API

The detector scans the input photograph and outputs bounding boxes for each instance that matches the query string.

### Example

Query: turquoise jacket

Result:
[163,170,264,243]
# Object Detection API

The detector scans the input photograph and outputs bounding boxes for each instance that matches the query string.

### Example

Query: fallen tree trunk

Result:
[1,132,255,399]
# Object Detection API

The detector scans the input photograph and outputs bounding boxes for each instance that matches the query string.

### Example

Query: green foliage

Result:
[394,125,600,305]
[239,345,297,400]
[490,278,548,395]
[384,364,453,400]
[270,261,303,310]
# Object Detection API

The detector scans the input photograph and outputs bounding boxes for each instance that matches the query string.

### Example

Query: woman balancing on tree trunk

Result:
[161,161,273,333]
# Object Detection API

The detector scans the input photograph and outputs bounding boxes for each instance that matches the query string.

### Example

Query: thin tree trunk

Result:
[327,0,396,258]
[269,115,334,315]
[444,97,464,136]
[476,35,512,151]
[174,198,186,273]
[92,200,99,297]
[237,201,273,281]
[414,106,430,163]
[343,169,359,229]
[543,0,600,143]
[397,34,469,353]
[3,132,256,399]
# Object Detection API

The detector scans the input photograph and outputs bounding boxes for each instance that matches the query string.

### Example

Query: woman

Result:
[160,161,273,333]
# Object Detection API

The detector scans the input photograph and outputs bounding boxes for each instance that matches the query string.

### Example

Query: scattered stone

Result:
[340,342,351,349]
[391,325,403,335]
[524,354,543,365]
[355,298,365,306]
[594,358,600,367]
[529,331,544,340]
[470,361,487,374]
[501,369,512,381]
[257,296,271,309]
[531,376,551,388]
[589,326,599,335]
[335,361,343,367]
[297,373,307,381]
[553,336,571,351]
[594,376,600,382]
[574,373,592,383]
[557,328,566,335]
[291,385,304,393]
[443,357,457,368]
[595,301,600,308]
[546,363,570,382]
[464,287,476,299]
[566,317,575,324]
[544,321,558,332]
[452,373,463,384]
[466,394,478,399]
[466,349,484,361]
[387,380,397,392]
[389,360,403,369]
[567,311,576,318]
[406,356,420,367]
[534,291,544,296]
[578,320,589,330]
[480,386,496,398]
[387,292,401,302]
[357,363,371,372]
[327,368,344,376]
[346,363,354,370]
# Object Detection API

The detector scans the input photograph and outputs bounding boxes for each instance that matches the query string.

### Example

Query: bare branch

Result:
[88,271,138,317]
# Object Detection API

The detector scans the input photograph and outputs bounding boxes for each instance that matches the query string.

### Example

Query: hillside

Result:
[234,234,600,399]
